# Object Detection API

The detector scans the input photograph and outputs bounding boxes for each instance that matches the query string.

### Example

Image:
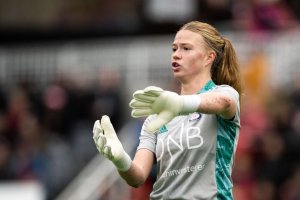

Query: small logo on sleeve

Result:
[189,113,202,121]
[158,125,168,134]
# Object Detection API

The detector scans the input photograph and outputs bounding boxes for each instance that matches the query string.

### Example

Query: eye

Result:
[172,47,177,52]
[183,47,190,51]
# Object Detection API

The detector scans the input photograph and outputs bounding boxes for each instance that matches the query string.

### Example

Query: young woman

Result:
[93,21,242,200]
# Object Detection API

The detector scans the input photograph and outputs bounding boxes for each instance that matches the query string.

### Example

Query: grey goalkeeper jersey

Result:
[137,80,240,200]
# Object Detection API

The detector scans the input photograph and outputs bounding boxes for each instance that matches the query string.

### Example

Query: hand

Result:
[129,86,181,133]
[129,86,201,133]
[93,115,131,171]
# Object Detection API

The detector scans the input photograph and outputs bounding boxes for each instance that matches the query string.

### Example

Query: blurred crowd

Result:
[0,68,125,199]
[232,69,300,199]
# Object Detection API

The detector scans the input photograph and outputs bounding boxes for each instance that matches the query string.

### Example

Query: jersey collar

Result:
[197,80,216,94]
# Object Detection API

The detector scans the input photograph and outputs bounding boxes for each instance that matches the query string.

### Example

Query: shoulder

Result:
[212,84,239,102]
[214,85,241,125]
[141,115,158,135]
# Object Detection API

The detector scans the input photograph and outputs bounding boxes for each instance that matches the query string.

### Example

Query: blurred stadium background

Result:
[0,0,300,199]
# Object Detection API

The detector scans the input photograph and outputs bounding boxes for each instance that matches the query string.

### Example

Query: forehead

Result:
[173,30,205,46]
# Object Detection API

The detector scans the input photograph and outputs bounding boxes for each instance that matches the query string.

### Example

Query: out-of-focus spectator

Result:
[0,136,15,180]
[280,165,300,200]
[232,0,299,32]
[12,111,47,181]
[198,0,233,26]
[251,0,298,31]
[91,67,123,130]
[252,179,276,200]
[42,82,70,137]
[0,86,7,112]
[255,131,290,192]
[285,0,300,20]
[6,84,32,147]
[232,150,256,200]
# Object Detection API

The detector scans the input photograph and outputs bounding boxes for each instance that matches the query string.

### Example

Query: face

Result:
[171,30,215,83]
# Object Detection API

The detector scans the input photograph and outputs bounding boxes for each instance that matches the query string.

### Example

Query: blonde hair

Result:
[180,21,242,95]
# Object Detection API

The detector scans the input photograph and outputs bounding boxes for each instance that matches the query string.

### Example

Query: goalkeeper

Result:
[93,21,242,200]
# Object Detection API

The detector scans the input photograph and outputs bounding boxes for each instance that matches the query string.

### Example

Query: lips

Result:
[172,62,181,72]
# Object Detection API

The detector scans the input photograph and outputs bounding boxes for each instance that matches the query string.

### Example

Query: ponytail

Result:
[212,37,242,95]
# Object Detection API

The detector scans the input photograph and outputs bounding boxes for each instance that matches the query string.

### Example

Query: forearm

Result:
[118,161,148,188]
[196,92,235,119]
[119,148,155,188]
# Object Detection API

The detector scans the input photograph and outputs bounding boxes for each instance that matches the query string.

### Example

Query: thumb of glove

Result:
[101,115,117,140]
[145,111,173,133]
[101,115,125,161]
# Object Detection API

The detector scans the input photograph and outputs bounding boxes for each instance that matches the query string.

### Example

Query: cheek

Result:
[188,53,205,68]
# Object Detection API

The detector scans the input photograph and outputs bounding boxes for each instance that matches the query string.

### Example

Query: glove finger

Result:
[131,108,153,118]
[132,86,163,103]
[132,90,149,101]
[133,93,157,103]
[93,120,103,140]
[96,135,107,149]
[146,112,172,133]
[103,146,113,160]
[101,115,117,139]
[132,90,144,97]
[144,86,164,96]
[129,99,152,108]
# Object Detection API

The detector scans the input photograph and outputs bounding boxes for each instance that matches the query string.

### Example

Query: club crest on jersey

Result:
[158,125,168,134]
[189,113,201,121]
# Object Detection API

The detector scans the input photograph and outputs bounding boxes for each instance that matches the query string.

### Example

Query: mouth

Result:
[172,62,181,72]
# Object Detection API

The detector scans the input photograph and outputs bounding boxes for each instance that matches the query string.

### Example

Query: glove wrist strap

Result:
[113,152,132,172]
[180,95,202,115]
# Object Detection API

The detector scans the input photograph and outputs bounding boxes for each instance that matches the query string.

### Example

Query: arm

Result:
[119,149,155,187]
[197,91,236,119]
[129,86,237,133]
[93,115,154,188]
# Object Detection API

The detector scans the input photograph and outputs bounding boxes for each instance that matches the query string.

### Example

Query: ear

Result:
[205,50,216,67]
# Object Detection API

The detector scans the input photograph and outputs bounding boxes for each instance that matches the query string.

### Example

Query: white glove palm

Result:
[93,115,131,171]
[129,86,201,133]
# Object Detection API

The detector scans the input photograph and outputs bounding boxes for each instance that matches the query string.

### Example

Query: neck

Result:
[180,77,212,95]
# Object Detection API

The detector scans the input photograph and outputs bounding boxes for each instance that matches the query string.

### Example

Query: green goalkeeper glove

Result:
[129,86,201,133]
[93,115,132,172]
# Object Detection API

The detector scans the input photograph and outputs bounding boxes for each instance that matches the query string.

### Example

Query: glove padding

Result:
[129,86,201,133]
[93,115,131,171]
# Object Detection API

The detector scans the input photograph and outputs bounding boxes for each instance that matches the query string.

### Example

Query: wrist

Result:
[180,95,202,115]
[113,152,132,172]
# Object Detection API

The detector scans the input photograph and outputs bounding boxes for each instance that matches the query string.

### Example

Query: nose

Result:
[172,50,181,60]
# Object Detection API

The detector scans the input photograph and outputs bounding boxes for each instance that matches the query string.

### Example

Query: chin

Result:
[173,73,184,82]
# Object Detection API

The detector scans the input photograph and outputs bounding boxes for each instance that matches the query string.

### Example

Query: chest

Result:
[155,113,217,162]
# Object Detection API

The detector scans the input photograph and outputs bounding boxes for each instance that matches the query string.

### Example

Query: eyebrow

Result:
[172,42,192,46]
